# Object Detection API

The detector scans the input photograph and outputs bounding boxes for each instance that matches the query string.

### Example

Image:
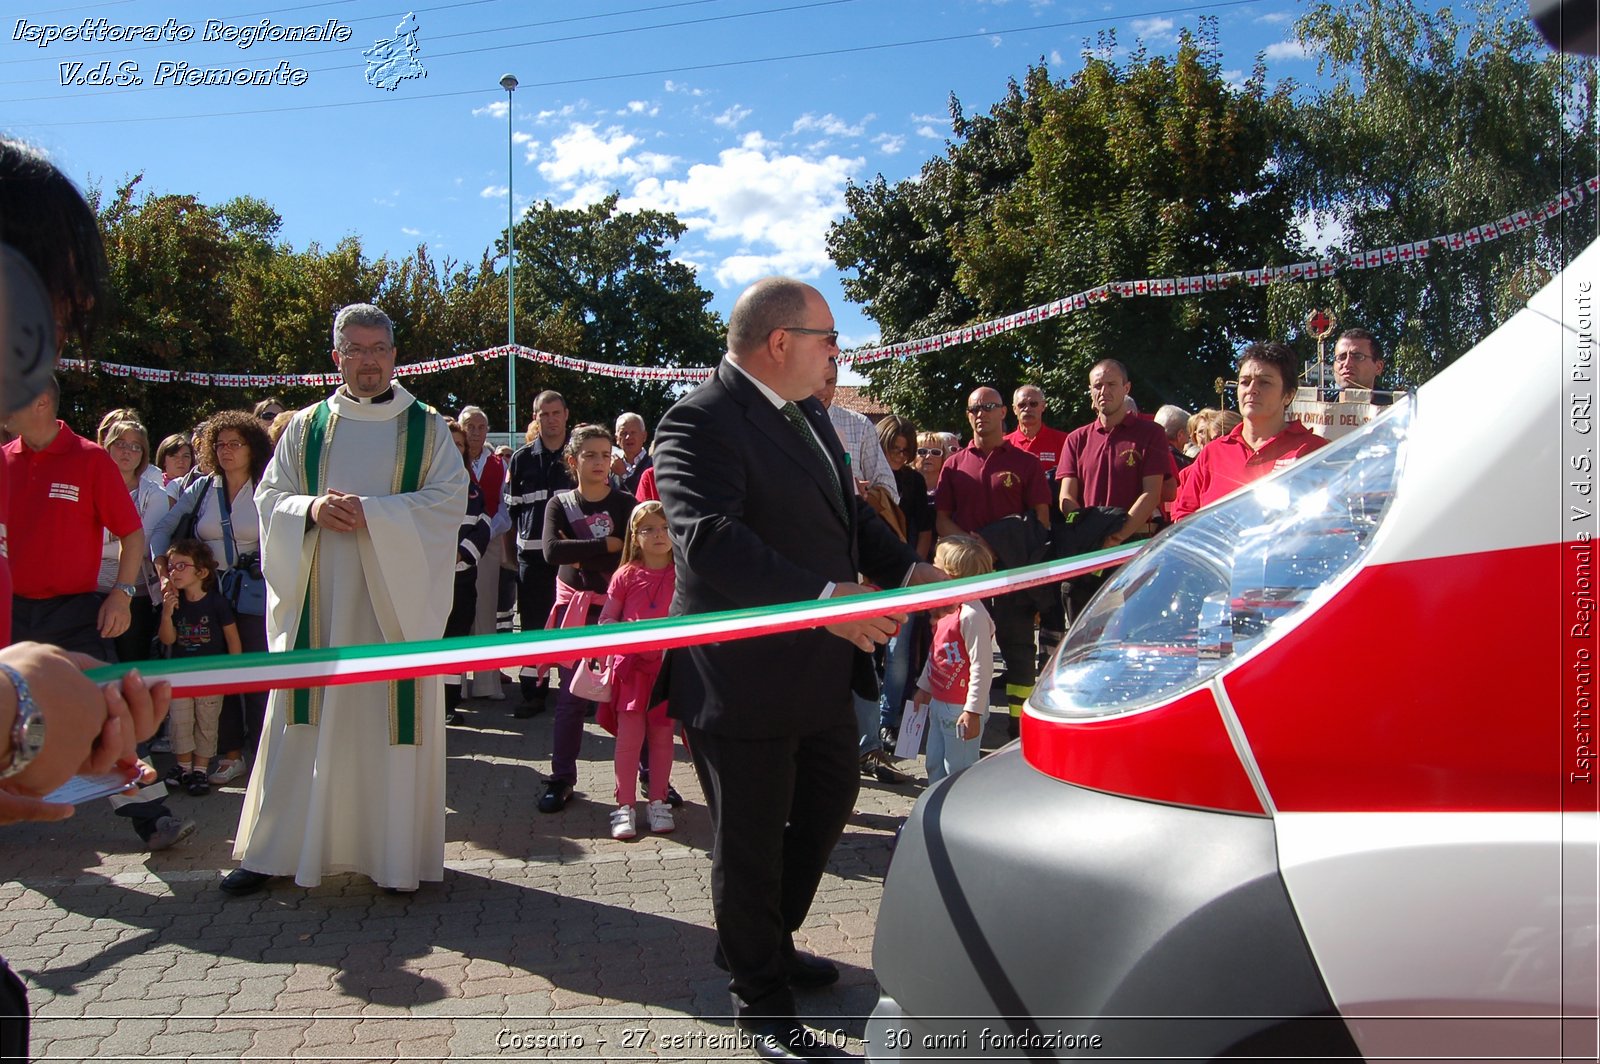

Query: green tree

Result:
[829,72,1041,431]
[1275,0,1598,385]
[831,24,1296,430]
[78,177,245,439]
[500,194,724,433]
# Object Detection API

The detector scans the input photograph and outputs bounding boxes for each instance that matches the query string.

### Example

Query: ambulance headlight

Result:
[1033,399,1410,720]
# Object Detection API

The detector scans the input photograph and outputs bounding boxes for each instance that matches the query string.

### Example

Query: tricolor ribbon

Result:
[85,544,1142,698]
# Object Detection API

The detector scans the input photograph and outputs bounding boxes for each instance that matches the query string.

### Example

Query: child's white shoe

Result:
[646,799,675,834]
[609,804,637,840]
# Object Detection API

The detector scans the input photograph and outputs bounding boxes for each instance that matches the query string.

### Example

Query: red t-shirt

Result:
[1057,415,1176,511]
[934,440,1050,532]
[0,463,10,643]
[2,423,141,599]
[1004,424,1069,472]
[473,451,506,518]
[1170,420,1329,521]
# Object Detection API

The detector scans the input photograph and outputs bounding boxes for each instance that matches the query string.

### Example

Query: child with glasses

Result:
[157,540,241,795]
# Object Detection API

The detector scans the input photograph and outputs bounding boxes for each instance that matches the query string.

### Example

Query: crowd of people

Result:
[0,128,1381,1062]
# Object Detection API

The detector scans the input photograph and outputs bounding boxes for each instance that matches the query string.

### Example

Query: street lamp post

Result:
[500,72,518,441]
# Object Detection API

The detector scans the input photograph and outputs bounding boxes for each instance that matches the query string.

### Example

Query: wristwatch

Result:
[114,582,138,598]
[0,663,45,781]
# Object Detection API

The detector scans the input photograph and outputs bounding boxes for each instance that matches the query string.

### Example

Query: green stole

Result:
[289,395,437,744]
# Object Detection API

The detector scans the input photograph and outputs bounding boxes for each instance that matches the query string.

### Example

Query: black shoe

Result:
[879,724,898,750]
[537,779,573,814]
[513,698,546,719]
[182,770,210,797]
[219,868,275,896]
[861,750,913,786]
[640,768,685,808]
[446,711,466,726]
[735,1016,849,1061]
[713,945,841,990]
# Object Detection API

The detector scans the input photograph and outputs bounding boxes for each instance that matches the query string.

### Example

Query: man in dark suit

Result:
[655,277,941,1062]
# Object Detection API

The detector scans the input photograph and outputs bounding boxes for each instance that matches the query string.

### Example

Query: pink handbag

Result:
[568,656,613,703]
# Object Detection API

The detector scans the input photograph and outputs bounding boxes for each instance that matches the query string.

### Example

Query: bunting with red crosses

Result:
[55,174,1596,385]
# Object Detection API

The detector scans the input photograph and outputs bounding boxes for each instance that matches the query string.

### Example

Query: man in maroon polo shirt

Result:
[936,386,1050,740]
[1057,359,1175,622]
[1004,384,1070,669]
[3,376,143,657]
[1004,384,1069,471]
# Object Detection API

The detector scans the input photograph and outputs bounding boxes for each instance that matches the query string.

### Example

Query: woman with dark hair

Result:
[151,410,274,784]
[1171,342,1329,521]
[155,433,195,490]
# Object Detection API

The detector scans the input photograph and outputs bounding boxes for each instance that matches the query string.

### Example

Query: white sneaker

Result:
[208,758,247,786]
[609,804,637,840]
[646,799,675,834]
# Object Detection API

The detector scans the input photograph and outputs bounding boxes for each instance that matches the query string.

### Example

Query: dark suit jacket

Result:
[654,358,920,738]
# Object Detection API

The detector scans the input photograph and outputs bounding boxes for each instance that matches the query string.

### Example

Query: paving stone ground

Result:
[0,678,1018,1063]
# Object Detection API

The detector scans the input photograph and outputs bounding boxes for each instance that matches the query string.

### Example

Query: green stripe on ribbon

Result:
[292,400,334,727]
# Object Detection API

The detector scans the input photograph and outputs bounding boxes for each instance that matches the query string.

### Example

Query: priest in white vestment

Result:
[222,303,468,896]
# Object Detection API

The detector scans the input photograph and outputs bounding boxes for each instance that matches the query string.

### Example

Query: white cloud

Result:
[874,133,906,155]
[623,100,658,115]
[401,226,421,236]
[480,185,508,199]
[714,104,753,129]
[620,140,863,285]
[791,112,872,138]
[512,131,534,146]
[1131,16,1175,42]
[472,100,508,119]
[533,104,580,125]
[664,79,705,96]
[1049,49,1064,65]
[1256,10,1293,23]
[1264,39,1310,61]
[1222,68,1248,92]
[533,123,677,206]
[915,125,940,139]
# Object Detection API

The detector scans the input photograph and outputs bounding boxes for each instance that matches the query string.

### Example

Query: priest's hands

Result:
[312,490,367,533]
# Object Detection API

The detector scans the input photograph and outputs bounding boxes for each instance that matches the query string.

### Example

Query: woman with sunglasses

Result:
[252,397,286,423]
[914,431,950,495]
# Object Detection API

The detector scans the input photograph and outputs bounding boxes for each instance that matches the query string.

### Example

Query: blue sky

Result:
[4,0,1323,371]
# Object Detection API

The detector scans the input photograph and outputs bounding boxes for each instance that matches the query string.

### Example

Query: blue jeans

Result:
[876,612,928,734]
[925,699,982,785]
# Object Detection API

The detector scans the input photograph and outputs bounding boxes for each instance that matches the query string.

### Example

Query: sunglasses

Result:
[916,447,945,457]
[967,402,1003,414]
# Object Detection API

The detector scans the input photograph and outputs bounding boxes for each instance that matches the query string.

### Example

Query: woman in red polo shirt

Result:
[1171,342,1329,522]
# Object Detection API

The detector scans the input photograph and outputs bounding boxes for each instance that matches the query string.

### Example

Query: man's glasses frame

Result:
[780,326,840,347]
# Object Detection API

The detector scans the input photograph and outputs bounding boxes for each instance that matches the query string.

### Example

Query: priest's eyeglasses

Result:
[339,342,394,360]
